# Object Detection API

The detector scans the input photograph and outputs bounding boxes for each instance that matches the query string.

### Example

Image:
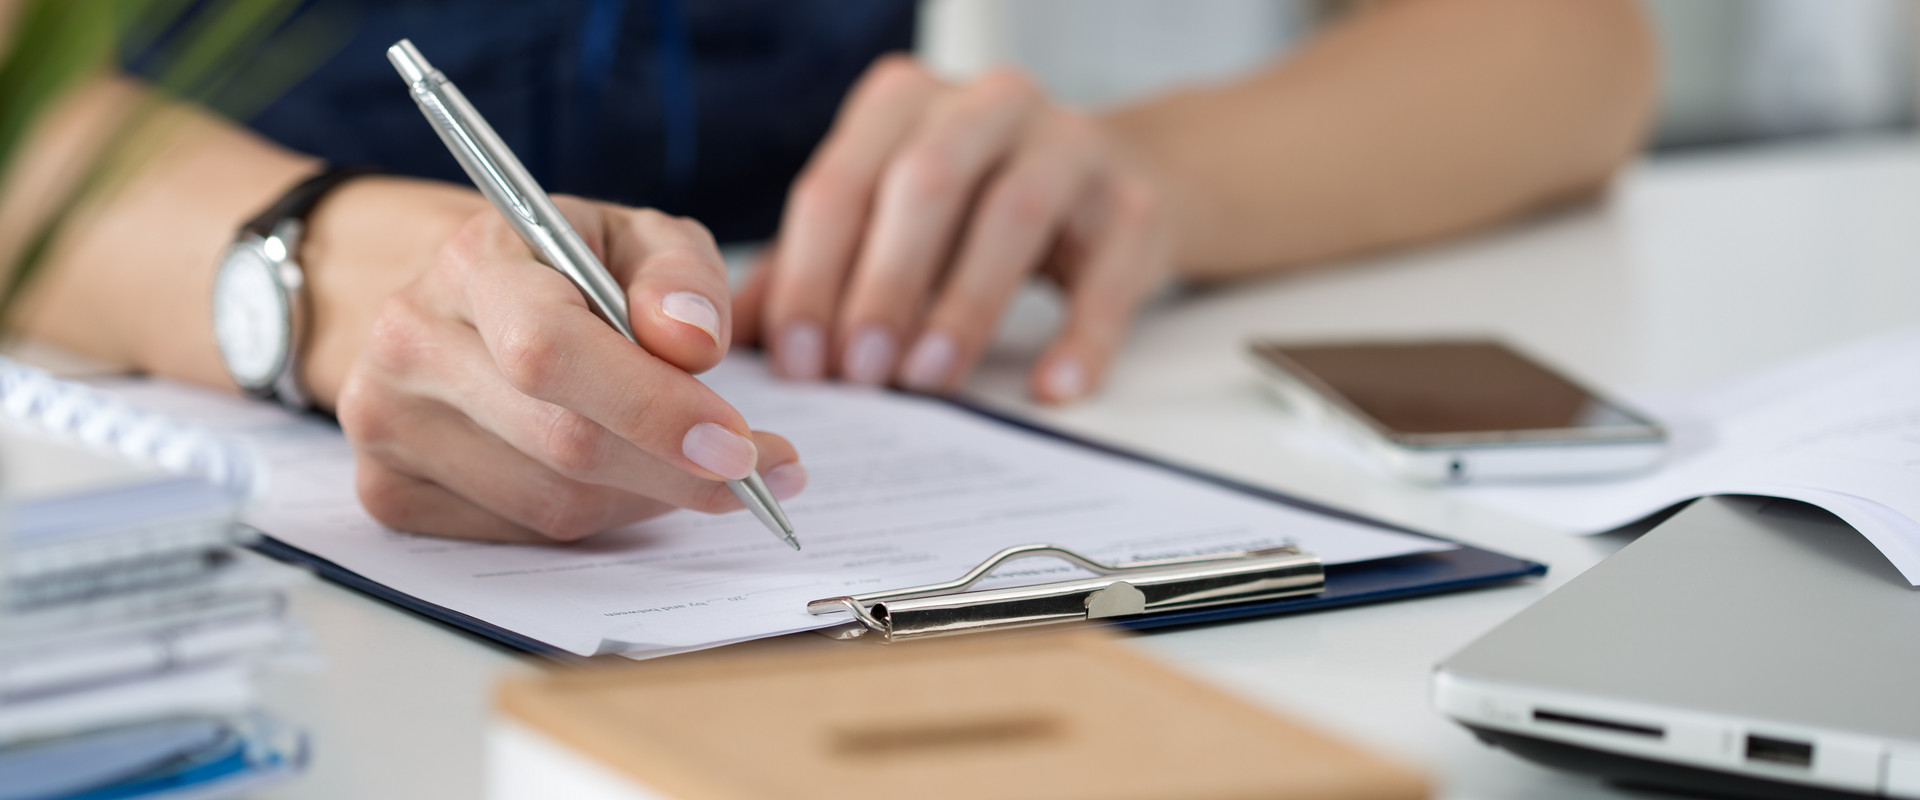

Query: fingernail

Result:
[682,422,757,480]
[779,322,824,380]
[1044,357,1088,403]
[901,331,956,391]
[843,326,896,385]
[661,292,720,344]
[762,462,808,501]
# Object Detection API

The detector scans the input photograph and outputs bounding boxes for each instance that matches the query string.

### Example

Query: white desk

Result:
[253,136,1920,799]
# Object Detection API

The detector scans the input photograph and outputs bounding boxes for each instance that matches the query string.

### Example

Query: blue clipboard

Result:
[951,401,1546,632]
[250,396,1545,659]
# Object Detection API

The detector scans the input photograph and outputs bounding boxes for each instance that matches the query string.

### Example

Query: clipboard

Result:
[248,397,1546,660]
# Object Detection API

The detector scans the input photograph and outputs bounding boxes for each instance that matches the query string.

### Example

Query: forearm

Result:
[4,75,485,407]
[1105,0,1657,280]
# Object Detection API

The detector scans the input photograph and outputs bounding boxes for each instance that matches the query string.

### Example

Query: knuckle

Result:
[537,409,609,479]
[993,175,1062,229]
[862,54,933,98]
[675,215,722,254]
[630,206,673,228]
[1109,175,1162,226]
[941,285,1015,329]
[363,297,429,376]
[494,320,564,398]
[791,166,858,218]
[528,482,609,542]
[355,467,417,532]
[441,213,501,275]
[976,67,1041,105]
[601,387,662,448]
[648,247,717,279]
[1048,110,1102,146]
[336,374,398,445]
[892,147,962,202]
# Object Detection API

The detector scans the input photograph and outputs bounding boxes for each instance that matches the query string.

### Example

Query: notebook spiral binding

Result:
[0,358,262,500]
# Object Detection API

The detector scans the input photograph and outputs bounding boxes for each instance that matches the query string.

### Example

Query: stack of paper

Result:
[0,361,305,799]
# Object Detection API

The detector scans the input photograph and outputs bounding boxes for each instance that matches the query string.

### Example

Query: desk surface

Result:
[252,137,1920,799]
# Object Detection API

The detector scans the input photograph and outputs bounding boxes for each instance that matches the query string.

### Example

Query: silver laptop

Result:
[1435,496,1920,799]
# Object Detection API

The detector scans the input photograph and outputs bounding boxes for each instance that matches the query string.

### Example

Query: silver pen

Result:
[387,39,798,550]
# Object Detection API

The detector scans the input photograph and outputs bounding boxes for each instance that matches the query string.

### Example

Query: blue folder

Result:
[959,403,1548,632]
[252,398,1546,659]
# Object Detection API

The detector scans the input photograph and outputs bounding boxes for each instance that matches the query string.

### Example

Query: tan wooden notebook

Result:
[497,631,1429,800]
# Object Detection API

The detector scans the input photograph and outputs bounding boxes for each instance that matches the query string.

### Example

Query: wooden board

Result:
[498,631,1428,800]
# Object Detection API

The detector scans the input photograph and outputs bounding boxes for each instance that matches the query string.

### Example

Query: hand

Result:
[735,56,1175,403]
[334,197,806,543]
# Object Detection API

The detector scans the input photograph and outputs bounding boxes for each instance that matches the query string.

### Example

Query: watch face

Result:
[213,244,291,390]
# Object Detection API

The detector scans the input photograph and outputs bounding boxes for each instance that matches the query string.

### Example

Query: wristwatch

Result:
[212,166,374,411]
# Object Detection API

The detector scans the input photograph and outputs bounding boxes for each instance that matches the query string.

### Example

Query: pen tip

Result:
[787,535,802,552]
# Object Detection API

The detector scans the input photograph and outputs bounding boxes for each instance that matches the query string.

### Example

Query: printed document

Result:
[110,358,1451,658]
[1458,325,1920,584]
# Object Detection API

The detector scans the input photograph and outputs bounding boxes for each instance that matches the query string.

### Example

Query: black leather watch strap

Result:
[241,165,383,238]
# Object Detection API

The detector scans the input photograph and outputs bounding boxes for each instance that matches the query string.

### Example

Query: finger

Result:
[355,455,553,544]
[353,403,679,542]
[1031,176,1172,405]
[730,249,773,348]
[765,55,942,380]
[456,247,766,483]
[900,112,1100,393]
[587,202,733,375]
[748,430,807,501]
[835,68,1046,385]
[382,313,803,503]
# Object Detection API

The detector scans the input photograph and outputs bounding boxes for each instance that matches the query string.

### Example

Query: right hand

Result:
[333,197,806,543]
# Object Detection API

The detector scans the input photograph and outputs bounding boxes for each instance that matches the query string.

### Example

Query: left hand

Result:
[733,55,1176,403]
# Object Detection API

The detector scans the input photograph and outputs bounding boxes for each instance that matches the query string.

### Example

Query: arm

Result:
[739,0,1656,398]
[1,76,804,542]
[2,75,468,400]
[1110,0,1658,279]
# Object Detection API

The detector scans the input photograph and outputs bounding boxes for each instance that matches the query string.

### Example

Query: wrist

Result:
[1096,106,1225,284]
[298,176,490,409]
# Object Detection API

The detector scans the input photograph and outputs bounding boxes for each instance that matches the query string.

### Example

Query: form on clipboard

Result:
[105,357,1545,660]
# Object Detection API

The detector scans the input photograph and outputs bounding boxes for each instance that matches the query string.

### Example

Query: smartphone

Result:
[1247,339,1666,483]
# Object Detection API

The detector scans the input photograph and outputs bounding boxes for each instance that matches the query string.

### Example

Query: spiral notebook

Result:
[0,357,259,502]
[0,359,256,601]
[0,359,303,777]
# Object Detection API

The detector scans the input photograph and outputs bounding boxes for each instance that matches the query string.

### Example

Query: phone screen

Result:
[1252,341,1656,438]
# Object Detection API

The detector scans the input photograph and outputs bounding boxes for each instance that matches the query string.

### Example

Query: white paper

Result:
[1456,326,1920,584]
[107,358,1451,658]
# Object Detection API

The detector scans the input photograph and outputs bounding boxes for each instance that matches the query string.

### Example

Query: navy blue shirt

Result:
[124,1,915,243]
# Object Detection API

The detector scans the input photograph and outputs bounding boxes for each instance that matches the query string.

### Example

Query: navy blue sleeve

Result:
[124,0,915,243]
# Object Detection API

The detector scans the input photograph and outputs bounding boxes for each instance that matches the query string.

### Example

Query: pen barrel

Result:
[388,43,637,344]
[388,40,795,545]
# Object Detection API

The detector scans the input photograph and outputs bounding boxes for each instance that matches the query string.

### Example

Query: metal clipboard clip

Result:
[805,543,1325,642]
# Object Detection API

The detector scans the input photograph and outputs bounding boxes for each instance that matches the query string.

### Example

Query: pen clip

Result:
[415,89,540,226]
[388,39,638,344]
[389,41,539,226]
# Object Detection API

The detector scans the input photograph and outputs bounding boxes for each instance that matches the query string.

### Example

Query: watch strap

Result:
[242,165,383,237]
